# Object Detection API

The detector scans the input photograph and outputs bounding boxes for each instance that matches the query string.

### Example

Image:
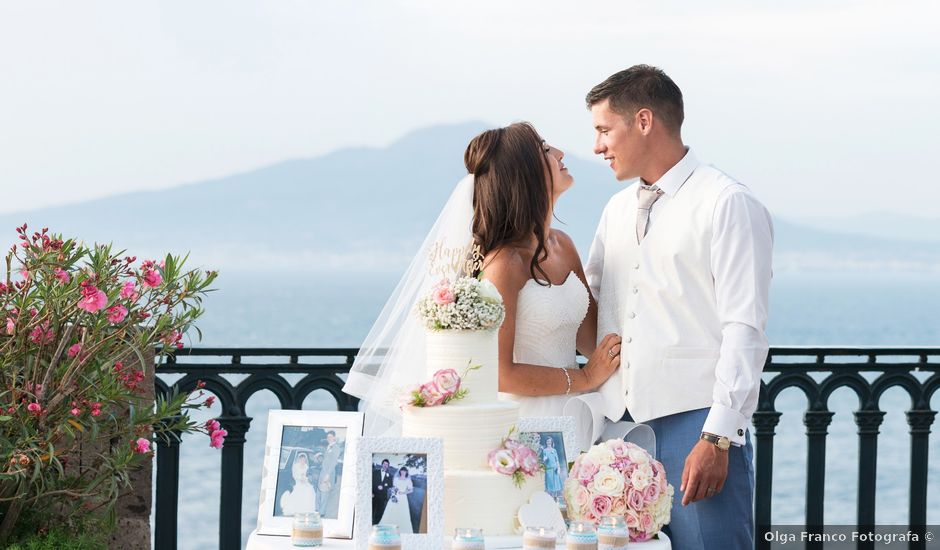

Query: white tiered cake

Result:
[401,329,542,536]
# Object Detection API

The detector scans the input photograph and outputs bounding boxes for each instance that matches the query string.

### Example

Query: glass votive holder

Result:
[566,521,597,550]
[453,527,485,549]
[522,526,557,549]
[597,516,629,550]
[291,512,323,547]
[368,524,401,550]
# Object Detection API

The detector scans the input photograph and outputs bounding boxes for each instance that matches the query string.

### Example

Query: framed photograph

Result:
[257,410,364,538]
[355,437,443,550]
[517,416,577,508]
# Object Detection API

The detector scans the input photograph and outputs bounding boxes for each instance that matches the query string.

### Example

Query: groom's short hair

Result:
[586,65,684,134]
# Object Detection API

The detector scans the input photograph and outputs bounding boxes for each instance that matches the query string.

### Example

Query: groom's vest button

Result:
[632,262,640,269]
[625,361,630,369]
[624,336,632,343]
[632,287,639,294]
[628,312,636,319]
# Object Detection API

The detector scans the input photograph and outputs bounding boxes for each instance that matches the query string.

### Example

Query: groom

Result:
[585,65,773,549]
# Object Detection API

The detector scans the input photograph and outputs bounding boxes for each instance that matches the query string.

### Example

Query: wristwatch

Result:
[701,432,731,451]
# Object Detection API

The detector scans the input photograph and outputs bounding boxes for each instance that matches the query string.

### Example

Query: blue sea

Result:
[160,270,940,548]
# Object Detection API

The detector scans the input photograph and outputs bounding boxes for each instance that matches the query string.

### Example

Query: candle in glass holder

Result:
[291,512,323,547]
[596,516,629,550]
[565,521,597,550]
[522,526,557,549]
[452,527,485,549]
[368,524,401,550]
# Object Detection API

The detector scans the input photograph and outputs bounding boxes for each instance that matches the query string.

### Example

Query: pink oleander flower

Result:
[70,407,81,416]
[204,396,216,407]
[68,343,82,358]
[27,402,42,415]
[432,286,455,305]
[487,448,517,476]
[29,323,55,345]
[590,494,613,518]
[5,318,13,335]
[107,304,128,324]
[162,330,184,349]
[77,282,108,313]
[206,419,221,433]
[120,281,138,300]
[133,438,151,454]
[431,368,460,396]
[418,381,446,406]
[209,429,227,449]
[53,267,70,284]
[142,268,163,288]
[90,402,102,417]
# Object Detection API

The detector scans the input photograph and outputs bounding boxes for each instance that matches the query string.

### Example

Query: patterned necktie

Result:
[636,184,664,244]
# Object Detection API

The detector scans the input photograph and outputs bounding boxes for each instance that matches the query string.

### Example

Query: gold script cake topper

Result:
[427,240,484,277]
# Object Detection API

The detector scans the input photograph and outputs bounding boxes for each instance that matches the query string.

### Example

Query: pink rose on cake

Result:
[488,427,544,488]
[400,362,480,408]
[431,368,461,395]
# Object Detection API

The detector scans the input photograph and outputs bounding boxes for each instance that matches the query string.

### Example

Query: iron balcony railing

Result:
[152,347,939,550]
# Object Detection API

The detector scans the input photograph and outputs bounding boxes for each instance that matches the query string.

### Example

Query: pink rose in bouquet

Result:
[564,440,674,542]
[432,286,455,305]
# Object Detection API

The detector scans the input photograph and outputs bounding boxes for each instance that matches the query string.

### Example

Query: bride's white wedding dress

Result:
[279,460,317,516]
[379,476,414,533]
[501,271,590,417]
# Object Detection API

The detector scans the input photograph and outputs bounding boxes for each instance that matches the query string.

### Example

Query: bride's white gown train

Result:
[379,476,414,534]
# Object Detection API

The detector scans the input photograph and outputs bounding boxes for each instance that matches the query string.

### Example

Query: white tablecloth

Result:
[246,530,671,549]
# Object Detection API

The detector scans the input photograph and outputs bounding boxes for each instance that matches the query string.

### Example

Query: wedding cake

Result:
[402,329,541,536]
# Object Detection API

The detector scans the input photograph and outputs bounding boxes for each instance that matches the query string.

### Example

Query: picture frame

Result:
[355,437,444,550]
[517,416,577,507]
[257,410,364,538]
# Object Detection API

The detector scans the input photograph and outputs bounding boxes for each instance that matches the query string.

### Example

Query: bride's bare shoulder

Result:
[481,247,529,290]
[549,229,580,259]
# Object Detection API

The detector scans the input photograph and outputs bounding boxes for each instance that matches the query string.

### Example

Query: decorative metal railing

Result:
[152,347,939,550]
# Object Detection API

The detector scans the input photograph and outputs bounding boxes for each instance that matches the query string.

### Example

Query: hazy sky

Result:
[1,1,938,218]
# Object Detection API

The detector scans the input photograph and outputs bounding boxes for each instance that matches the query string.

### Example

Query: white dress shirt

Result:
[587,149,774,445]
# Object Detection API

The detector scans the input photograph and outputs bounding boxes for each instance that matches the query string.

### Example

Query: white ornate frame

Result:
[257,410,364,538]
[517,415,578,466]
[354,437,444,550]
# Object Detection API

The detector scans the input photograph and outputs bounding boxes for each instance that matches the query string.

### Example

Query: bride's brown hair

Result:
[464,122,553,285]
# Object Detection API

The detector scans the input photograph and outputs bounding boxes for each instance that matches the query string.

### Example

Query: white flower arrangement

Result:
[414,276,505,331]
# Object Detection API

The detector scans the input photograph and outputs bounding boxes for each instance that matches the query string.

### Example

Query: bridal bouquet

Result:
[488,428,543,488]
[414,276,504,331]
[564,440,674,542]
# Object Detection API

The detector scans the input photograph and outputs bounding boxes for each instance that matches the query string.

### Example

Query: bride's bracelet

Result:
[562,368,572,396]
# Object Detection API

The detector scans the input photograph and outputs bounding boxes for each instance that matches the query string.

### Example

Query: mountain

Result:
[794,212,940,244]
[1,122,938,274]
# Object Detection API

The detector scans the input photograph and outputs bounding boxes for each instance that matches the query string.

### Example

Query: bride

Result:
[379,467,415,533]
[279,452,317,516]
[344,122,621,436]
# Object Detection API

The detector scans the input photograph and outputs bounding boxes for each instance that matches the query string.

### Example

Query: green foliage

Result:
[0,225,218,542]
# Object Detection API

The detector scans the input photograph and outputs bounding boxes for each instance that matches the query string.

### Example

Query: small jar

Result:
[522,526,557,549]
[566,521,597,550]
[452,527,485,549]
[597,516,629,550]
[368,524,401,550]
[291,512,322,547]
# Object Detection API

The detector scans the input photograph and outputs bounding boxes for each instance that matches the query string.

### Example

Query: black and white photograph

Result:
[258,410,362,538]
[369,453,427,534]
[274,425,347,519]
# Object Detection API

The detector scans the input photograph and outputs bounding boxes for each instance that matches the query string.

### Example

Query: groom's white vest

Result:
[592,164,738,423]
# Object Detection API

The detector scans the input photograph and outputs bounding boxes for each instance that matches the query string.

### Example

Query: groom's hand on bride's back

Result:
[583,333,622,389]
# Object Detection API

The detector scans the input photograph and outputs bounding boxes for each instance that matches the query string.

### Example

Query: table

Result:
[246,530,671,549]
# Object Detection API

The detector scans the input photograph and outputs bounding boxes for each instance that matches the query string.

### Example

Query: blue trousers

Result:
[625,407,755,550]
